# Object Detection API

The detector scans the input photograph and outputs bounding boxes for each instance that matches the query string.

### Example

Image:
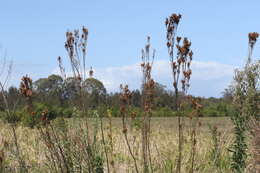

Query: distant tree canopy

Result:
[83,78,106,95]
[83,77,107,108]
[34,74,64,106]
[33,75,107,108]
[221,85,234,103]
[0,74,234,118]
[34,74,63,93]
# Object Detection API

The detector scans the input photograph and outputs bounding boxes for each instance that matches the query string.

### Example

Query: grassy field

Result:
[0,117,234,172]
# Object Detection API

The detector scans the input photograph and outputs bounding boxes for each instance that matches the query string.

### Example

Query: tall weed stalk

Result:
[37,26,105,173]
[165,13,193,173]
[120,85,139,173]
[140,36,155,173]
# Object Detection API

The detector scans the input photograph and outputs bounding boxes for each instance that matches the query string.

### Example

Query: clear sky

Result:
[0,0,259,97]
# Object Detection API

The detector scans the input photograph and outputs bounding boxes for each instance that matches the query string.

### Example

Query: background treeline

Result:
[0,74,234,126]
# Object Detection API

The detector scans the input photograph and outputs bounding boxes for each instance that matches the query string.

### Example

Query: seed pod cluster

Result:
[166,14,182,59]
[89,66,94,78]
[19,75,33,98]
[166,14,193,94]
[248,32,259,48]
[119,85,132,134]
[64,26,89,81]
[19,75,33,113]
[141,36,155,112]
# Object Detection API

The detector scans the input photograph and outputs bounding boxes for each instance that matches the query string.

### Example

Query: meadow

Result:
[0,13,259,173]
[0,117,234,173]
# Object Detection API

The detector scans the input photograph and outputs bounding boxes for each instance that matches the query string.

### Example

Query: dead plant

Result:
[165,13,193,173]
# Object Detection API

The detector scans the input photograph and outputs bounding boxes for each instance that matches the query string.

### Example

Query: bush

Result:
[19,103,75,128]
[0,111,21,124]
[20,109,40,128]
[110,106,121,117]
[153,107,176,117]
[202,107,218,117]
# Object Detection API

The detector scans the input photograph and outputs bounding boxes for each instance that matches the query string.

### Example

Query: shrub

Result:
[202,107,218,117]
[230,32,259,173]
[0,110,21,124]
[153,107,176,117]
[19,103,75,128]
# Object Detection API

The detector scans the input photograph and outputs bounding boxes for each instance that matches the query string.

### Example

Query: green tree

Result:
[63,77,81,105]
[222,85,234,103]
[153,82,175,108]
[131,89,141,107]
[34,74,64,105]
[83,78,107,108]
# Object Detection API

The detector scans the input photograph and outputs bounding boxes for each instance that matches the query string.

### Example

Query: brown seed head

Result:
[249,32,259,42]
[248,32,259,47]
[177,37,181,43]
[189,51,193,58]
[89,66,94,78]
[82,26,88,35]
[167,42,171,48]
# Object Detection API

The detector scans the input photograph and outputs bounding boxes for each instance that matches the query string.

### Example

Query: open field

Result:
[1,1,260,172]
[0,117,234,173]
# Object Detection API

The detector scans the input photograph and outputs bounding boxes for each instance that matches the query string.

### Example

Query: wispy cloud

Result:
[90,60,237,97]
[48,60,237,97]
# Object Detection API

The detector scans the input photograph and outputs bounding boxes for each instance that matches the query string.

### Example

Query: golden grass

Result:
[0,117,234,173]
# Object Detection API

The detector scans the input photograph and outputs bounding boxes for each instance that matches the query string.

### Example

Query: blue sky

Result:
[0,0,259,97]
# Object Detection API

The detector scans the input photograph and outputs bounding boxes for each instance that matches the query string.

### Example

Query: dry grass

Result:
[0,117,234,172]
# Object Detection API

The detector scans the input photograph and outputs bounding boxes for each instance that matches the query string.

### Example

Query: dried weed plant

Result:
[36,26,105,173]
[120,84,139,173]
[140,36,155,173]
[188,97,202,173]
[165,13,193,173]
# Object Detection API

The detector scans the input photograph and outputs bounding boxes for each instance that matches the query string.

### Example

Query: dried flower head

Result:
[89,66,94,78]
[165,13,193,93]
[177,36,182,43]
[57,56,66,79]
[19,75,33,98]
[120,85,132,104]
[64,26,89,81]
[249,32,259,47]
[166,13,182,60]
[141,36,155,112]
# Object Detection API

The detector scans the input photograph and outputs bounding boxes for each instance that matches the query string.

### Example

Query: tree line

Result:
[0,73,234,121]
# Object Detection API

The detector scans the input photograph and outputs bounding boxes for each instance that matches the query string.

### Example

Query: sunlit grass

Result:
[0,117,233,172]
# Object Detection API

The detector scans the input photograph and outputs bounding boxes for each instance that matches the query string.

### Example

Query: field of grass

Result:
[0,117,234,172]
[1,7,259,172]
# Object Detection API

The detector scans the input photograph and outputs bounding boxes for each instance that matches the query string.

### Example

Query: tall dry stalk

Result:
[119,37,156,173]
[140,36,155,173]
[63,26,89,109]
[100,111,110,173]
[189,97,202,173]
[58,27,106,172]
[165,13,193,173]
[58,26,91,144]
[99,108,117,173]
[119,85,139,173]
[64,26,88,81]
